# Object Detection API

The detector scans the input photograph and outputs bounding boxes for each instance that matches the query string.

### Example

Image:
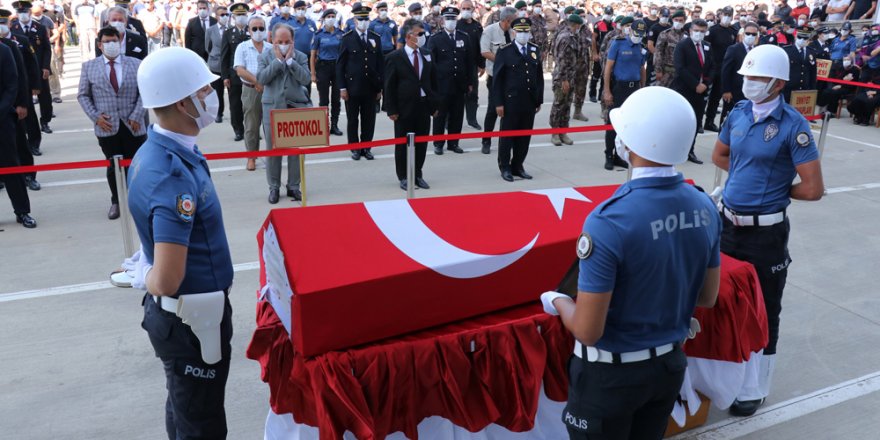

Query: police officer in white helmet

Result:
[712,43,824,417]
[129,47,235,439]
[542,86,722,438]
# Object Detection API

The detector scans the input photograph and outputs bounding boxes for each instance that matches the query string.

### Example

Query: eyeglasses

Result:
[744,32,758,36]
[219,13,228,17]
[412,31,425,36]
[251,26,265,31]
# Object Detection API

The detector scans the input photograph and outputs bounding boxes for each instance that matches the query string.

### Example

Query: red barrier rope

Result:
[0,115,824,176]
[818,76,880,90]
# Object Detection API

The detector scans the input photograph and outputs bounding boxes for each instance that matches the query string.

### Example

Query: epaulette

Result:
[369,30,380,36]
[500,42,513,49]
[343,30,353,36]
[527,41,539,47]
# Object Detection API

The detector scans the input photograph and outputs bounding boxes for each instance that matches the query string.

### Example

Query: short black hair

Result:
[401,18,423,38]
[197,0,209,8]
[97,26,120,41]
[691,18,708,28]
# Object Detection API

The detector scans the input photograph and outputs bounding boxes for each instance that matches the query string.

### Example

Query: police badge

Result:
[576,233,593,259]
[764,123,779,142]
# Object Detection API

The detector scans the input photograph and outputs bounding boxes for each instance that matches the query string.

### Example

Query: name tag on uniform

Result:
[424,54,432,61]
[641,48,647,56]
[456,39,464,48]
[370,39,376,48]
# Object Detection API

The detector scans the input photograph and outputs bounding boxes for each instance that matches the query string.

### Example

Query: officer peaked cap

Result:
[229,3,250,15]
[441,6,460,17]
[352,4,372,17]
[0,8,12,20]
[375,2,388,9]
[12,1,33,11]
[511,17,531,31]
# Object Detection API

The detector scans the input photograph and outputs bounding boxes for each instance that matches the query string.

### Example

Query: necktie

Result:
[202,20,207,31]
[521,44,527,58]
[803,48,807,61]
[696,42,703,66]
[412,49,419,77]
[449,32,454,41]
[504,31,511,44]
[109,60,119,93]
[363,32,368,46]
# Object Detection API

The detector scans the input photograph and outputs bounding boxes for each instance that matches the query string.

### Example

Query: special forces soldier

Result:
[654,9,686,88]
[588,6,614,103]
[646,7,671,85]
[549,13,582,146]
[571,9,591,121]
[527,0,547,64]
[424,0,445,34]
[541,0,559,70]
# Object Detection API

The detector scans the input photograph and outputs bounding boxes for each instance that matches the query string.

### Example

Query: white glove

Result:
[131,256,153,291]
[688,317,702,340]
[541,291,571,316]
[709,186,723,210]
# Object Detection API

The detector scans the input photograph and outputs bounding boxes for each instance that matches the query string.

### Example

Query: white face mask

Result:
[444,19,456,31]
[278,43,291,53]
[281,6,291,15]
[412,14,422,20]
[629,35,641,44]
[706,20,715,27]
[843,60,852,68]
[433,6,440,13]
[250,29,266,42]
[603,14,611,20]
[873,30,880,36]
[625,11,633,17]
[810,20,818,27]
[109,21,126,34]
[416,34,426,47]
[0,24,9,36]
[295,9,306,17]
[690,30,705,42]
[235,15,248,26]
[198,9,209,19]
[795,37,807,48]
[614,137,630,165]
[102,40,121,58]
[323,17,336,28]
[840,30,849,37]
[721,15,732,25]
[659,16,668,24]
[356,19,369,31]
[533,6,542,14]
[650,9,658,16]
[188,91,220,130]
[742,78,776,103]
[673,21,684,30]
[517,10,527,17]
[218,15,229,26]
[515,31,530,45]
[379,10,388,19]
[461,10,472,19]
[797,19,805,26]
[622,26,632,36]
[744,34,757,46]
[18,12,30,23]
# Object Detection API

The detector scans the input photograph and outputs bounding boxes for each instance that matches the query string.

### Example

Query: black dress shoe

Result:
[604,157,614,170]
[52,97,62,104]
[612,156,629,169]
[41,123,53,134]
[399,179,408,191]
[214,115,223,124]
[448,146,465,154]
[468,121,482,130]
[0,181,5,190]
[697,126,704,134]
[704,122,720,132]
[25,176,41,191]
[434,146,444,155]
[481,143,491,154]
[268,189,280,204]
[687,152,704,164]
[513,170,533,179]
[362,150,374,160]
[589,96,598,103]
[351,150,361,160]
[415,177,430,189]
[287,189,302,201]
[30,147,42,156]
[501,170,514,182]
[108,204,120,220]
[729,398,764,417]
[234,133,244,141]
[16,213,37,228]
[330,125,343,136]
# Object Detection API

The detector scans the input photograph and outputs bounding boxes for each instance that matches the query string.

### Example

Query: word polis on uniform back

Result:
[650,208,713,240]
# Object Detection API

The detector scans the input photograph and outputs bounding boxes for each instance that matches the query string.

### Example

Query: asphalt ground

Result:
[2,48,879,439]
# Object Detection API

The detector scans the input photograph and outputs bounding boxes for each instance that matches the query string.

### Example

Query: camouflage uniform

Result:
[543,7,560,69]
[549,23,579,137]
[572,24,592,117]
[483,9,501,27]
[424,11,445,34]
[530,13,549,64]
[653,27,684,87]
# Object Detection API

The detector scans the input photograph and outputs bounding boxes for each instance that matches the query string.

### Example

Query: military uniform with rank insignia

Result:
[337,4,384,160]
[782,26,818,103]
[492,17,542,182]
[548,14,581,146]
[221,2,251,141]
[11,1,53,134]
[426,7,473,155]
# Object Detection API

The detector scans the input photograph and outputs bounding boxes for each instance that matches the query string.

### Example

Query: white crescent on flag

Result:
[364,199,539,279]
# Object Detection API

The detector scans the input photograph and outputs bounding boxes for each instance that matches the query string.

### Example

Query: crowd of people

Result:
[1,0,879,220]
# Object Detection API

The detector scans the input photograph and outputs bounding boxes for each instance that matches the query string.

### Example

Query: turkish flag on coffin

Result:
[258,187,619,357]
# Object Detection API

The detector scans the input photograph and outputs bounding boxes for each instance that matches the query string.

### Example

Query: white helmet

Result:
[137,47,219,109]
[737,44,789,81]
[609,86,696,166]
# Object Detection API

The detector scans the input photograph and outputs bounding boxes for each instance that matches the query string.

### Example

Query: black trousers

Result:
[227,80,244,136]
[38,78,53,125]
[394,98,431,180]
[589,59,603,99]
[847,92,880,122]
[316,61,341,124]
[0,114,30,215]
[210,74,225,119]
[563,347,686,440]
[98,123,146,204]
[704,74,723,125]
[498,105,536,173]
[604,81,640,157]
[345,93,377,152]
[482,76,498,146]
[15,118,35,180]
[24,97,41,149]
[684,90,708,151]
[465,76,480,125]
[142,294,233,440]
[817,87,850,114]
[433,90,466,149]
[721,215,790,354]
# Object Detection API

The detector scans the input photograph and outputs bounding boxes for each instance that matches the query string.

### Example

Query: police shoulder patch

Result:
[796,131,811,147]
[177,194,195,222]
[576,233,593,260]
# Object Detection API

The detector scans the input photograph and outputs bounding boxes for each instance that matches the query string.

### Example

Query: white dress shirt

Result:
[631,166,677,180]
[404,45,426,97]
[154,124,197,152]
[103,55,124,88]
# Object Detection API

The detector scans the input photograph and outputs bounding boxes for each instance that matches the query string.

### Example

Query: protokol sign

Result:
[270,107,330,149]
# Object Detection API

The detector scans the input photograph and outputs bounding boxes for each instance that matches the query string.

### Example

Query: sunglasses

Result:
[219,13,229,17]
[251,26,265,31]
[412,31,426,36]
[744,32,758,36]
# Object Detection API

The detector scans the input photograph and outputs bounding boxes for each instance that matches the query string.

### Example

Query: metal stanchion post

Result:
[817,112,831,160]
[713,166,724,191]
[113,155,136,257]
[406,132,415,199]
[299,154,307,207]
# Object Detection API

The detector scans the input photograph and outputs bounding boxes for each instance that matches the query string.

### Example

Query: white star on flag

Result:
[524,188,593,220]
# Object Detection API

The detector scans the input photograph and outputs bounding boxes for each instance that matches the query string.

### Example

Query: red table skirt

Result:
[246,255,767,440]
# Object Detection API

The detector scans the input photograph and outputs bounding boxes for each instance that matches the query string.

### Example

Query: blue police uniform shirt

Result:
[128,127,234,295]
[829,35,857,60]
[577,173,722,353]
[312,27,344,60]
[370,17,398,52]
[607,38,645,82]
[289,17,318,55]
[719,98,819,214]
[270,14,297,30]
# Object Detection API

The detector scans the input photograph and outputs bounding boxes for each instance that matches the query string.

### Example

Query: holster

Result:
[176,291,226,365]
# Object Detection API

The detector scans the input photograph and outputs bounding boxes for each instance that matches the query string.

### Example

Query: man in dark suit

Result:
[95,7,148,60]
[1,8,40,190]
[782,25,818,103]
[426,6,474,155]
[221,2,250,141]
[185,0,217,60]
[672,18,715,164]
[384,19,440,191]
[493,17,543,182]
[11,1,53,134]
[338,4,384,161]
[721,22,759,123]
